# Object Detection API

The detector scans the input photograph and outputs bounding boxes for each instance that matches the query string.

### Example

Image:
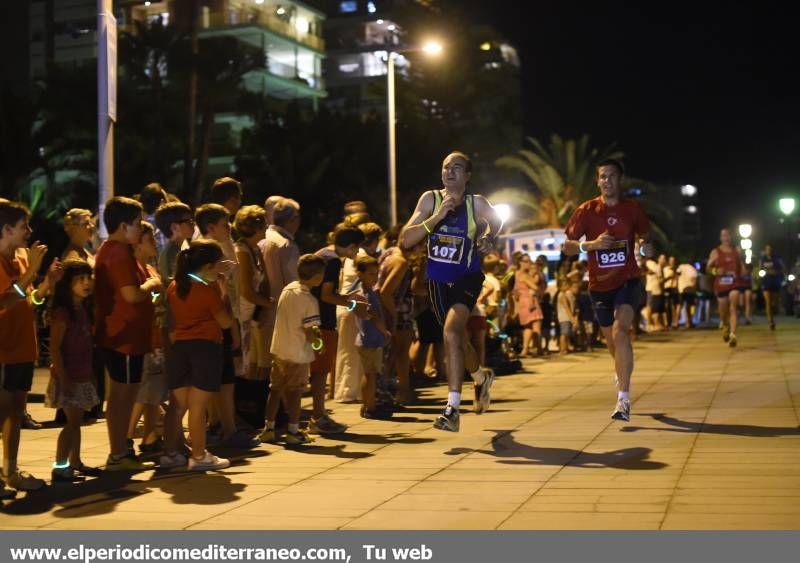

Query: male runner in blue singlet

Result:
[400,151,502,431]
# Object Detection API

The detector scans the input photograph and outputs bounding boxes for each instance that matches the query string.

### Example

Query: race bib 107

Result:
[428,233,465,264]
[596,240,628,269]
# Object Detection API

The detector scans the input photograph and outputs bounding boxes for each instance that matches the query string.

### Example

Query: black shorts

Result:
[649,294,665,314]
[589,278,644,328]
[168,339,223,392]
[0,363,34,393]
[429,271,485,326]
[762,277,781,292]
[664,288,679,302]
[416,309,443,344]
[716,289,739,299]
[103,349,145,384]
[221,329,236,385]
[680,290,696,306]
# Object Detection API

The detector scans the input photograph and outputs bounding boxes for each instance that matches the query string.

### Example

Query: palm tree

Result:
[492,134,623,229]
[119,17,178,182]
[491,135,670,246]
[190,36,265,203]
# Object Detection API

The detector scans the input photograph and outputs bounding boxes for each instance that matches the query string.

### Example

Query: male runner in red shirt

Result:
[563,159,654,421]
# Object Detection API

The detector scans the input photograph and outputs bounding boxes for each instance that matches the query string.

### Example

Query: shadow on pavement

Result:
[0,452,266,517]
[332,432,435,446]
[621,413,800,437]
[445,429,668,470]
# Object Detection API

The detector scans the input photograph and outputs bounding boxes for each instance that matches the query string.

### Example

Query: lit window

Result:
[295,16,310,34]
[339,1,357,12]
[367,1,377,13]
[338,62,360,73]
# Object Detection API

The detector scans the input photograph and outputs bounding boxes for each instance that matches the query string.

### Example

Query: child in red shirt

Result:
[160,240,235,471]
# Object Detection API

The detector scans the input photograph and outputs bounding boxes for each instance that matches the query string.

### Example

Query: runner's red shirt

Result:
[712,246,742,294]
[565,197,650,292]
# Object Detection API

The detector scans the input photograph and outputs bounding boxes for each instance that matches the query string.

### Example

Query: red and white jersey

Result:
[713,246,742,294]
[565,197,650,292]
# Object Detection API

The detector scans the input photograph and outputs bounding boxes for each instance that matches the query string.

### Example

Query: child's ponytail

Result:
[174,240,224,300]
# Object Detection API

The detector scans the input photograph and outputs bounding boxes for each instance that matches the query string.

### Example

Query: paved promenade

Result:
[2,319,799,530]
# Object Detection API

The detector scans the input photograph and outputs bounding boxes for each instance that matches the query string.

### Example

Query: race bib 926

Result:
[596,240,628,269]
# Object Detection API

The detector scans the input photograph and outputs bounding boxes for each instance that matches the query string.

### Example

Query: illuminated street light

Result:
[789,274,797,282]
[686,205,698,214]
[738,224,752,239]
[745,249,753,264]
[480,42,492,51]
[779,197,796,216]
[759,269,767,278]
[741,238,752,251]
[681,185,698,197]
[422,41,443,56]
[386,39,444,225]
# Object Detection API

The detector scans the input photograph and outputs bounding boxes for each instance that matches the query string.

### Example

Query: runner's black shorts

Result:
[589,278,644,328]
[428,272,485,327]
[680,290,696,306]
[716,288,740,299]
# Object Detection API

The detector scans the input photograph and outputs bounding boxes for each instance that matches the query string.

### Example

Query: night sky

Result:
[460,1,800,254]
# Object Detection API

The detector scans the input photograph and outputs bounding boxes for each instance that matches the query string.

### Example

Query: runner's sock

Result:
[288,423,299,434]
[618,391,629,401]
[469,368,485,385]
[266,420,276,431]
[447,392,461,409]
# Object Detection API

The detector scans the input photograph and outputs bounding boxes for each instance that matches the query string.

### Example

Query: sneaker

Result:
[51,466,85,483]
[22,412,42,430]
[729,334,737,348]
[284,430,314,445]
[611,398,631,422]
[3,470,45,491]
[187,451,230,471]
[309,414,347,435]
[722,325,730,342]
[139,438,164,454]
[473,368,495,414]
[433,405,460,432]
[159,452,187,469]
[74,465,103,477]
[219,430,261,449]
[259,428,278,443]
[105,454,155,472]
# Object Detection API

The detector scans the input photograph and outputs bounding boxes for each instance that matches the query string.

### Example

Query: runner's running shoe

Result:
[473,368,495,414]
[433,405,460,432]
[611,399,631,422]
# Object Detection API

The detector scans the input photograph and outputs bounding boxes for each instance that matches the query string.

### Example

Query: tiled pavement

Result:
[2,318,798,530]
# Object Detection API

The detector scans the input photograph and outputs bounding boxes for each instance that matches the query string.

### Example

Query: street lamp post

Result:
[779,197,796,269]
[387,52,397,226]
[385,41,442,226]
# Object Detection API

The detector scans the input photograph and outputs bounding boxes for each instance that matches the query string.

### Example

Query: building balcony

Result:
[206,6,324,54]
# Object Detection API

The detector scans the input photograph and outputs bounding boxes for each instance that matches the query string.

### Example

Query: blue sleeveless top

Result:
[426,190,481,283]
